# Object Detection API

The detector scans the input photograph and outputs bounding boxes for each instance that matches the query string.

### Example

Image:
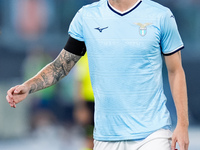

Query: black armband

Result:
[64,36,86,56]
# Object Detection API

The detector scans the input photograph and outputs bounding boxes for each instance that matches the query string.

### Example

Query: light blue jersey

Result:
[68,0,184,141]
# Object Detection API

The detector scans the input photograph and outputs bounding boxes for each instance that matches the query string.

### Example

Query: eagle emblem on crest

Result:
[134,23,152,36]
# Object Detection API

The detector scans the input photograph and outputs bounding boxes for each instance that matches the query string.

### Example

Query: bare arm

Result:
[164,51,189,150]
[6,49,81,107]
[27,49,81,93]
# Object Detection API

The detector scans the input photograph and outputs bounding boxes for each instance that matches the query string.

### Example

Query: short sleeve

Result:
[160,10,184,55]
[68,8,84,42]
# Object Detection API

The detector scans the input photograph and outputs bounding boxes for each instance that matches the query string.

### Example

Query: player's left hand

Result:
[171,125,189,150]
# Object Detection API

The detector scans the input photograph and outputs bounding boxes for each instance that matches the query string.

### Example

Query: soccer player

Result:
[6,0,189,150]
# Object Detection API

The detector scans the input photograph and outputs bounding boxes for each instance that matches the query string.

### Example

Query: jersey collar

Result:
[107,0,142,16]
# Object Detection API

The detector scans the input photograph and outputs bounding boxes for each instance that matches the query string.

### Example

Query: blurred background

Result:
[0,0,199,150]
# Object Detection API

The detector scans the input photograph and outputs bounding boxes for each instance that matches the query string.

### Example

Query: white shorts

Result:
[94,129,172,150]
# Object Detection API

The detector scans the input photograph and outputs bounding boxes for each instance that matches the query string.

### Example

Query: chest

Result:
[82,15,161,57]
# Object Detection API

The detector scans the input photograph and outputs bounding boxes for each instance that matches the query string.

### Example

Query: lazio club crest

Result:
[134,23,152,36]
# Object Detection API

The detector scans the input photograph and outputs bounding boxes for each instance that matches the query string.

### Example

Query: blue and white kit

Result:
[67,0,184,141]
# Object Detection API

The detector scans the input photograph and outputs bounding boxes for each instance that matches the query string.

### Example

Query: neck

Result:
[108,0,139,12]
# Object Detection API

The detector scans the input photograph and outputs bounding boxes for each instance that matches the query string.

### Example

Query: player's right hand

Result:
[6,84,30,108]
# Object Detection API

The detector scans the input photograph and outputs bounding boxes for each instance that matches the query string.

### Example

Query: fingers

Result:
[185,143,189,150]
[172,126,189,150]
[13,103,16,108]
[11,94,24,104]
[6,84,29,108]
[7,85,19,98]
[6,94,13,103]
[171,137,177,150]
[173,139,189,150]
[179,141,189,150]
[14,85,25,94]
[6,95,12,105]
[185,141,189,150]
[179,143,186,150]
[6,95,16,108]
[6,85,20,108]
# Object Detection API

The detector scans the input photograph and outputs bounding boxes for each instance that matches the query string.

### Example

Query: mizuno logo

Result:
[95,27,108,32]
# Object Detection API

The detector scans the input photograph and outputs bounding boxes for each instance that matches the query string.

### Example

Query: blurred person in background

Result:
[6,0,189,150]
[11,0,50,39]
[74,53,95,150]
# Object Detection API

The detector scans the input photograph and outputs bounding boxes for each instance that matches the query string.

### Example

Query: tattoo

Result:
[41,72,50,86]
[29,84,36,94]
[51,50,81,84]
[29,50,81,93]
[29,50,81,94]
[29,78,44,94]
[64,51,80,72]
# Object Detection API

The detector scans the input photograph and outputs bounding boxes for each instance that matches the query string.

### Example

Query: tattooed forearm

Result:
[29,84,36,94]
[27,50,81,94]
[50,50,81,84]
[41,72,51,86]
[29,78,44,94]
[50,63,66,84]
[64,51,80,72]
